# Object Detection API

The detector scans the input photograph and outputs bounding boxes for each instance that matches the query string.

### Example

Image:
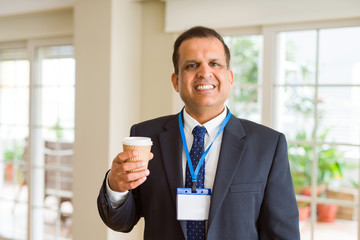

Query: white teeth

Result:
[196,85,214,90]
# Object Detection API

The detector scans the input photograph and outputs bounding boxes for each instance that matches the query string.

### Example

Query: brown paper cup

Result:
[123,137,152,172]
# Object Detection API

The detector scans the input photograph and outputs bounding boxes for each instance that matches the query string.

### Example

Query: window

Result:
[225,21,360,240]
[275,26,360,240]
[224,35,263,123]
[0,40,75,240]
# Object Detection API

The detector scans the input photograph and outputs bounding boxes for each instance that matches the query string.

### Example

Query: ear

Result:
[171,73,179,92]
[228,69,234,86]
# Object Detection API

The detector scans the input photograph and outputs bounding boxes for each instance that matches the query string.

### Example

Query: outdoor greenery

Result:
[288,129,344,195]
[3,141,24,163]
[284,38,347,196]
[224,36,261,119]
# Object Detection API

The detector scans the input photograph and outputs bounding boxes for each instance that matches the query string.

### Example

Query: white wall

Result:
[73,1,174,240]
[165,0,360,32]
[73,0,113,239]
[141,1,176,120]
[0,8,73,41]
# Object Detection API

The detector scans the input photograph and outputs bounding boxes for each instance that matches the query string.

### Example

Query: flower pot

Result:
[317,203,338,222]
[5,163,14,181]
[298,205,311,221]
[301,185,325,196]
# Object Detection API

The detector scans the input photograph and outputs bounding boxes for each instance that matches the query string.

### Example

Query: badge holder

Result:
[177,187,211,220]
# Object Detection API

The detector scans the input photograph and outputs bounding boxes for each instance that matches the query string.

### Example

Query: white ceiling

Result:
[0,0,74,17]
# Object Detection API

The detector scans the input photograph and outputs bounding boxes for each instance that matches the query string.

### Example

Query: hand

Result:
[108,150,153,192]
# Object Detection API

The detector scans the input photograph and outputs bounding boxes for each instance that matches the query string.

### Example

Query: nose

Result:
[196,65,213,79]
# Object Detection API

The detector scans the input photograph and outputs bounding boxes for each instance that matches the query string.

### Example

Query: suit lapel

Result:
[208,115,247,230]
[159,114,183,207]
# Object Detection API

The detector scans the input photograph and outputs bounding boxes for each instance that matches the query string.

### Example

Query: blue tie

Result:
[185,126,206,240]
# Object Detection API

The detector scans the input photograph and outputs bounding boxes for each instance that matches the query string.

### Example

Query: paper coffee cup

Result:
[123,137,153,172]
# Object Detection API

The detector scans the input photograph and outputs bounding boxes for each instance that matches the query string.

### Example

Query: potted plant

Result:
[289,129,344,222]
[3,142,24,181]
[316,130,344,222]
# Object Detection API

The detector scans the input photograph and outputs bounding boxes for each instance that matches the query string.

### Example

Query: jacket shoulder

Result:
[130,114,178,136]
[237,117,284,140]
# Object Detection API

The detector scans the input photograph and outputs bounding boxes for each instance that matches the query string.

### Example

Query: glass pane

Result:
[39,47,75,87]
[274,86,315,140]
[224,35,263,122]
[318,145,359,205]
[289,143,313,196]
[230,87,262,123]
[318,27,360,85]
[277,30,317,85]
[0,52,29,87]
[224,35,262,84]
[317,86,360,145]
[0,199,28,240]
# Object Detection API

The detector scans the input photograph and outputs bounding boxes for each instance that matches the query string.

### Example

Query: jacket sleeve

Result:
[258,133,300,240]
[97,170,141,232]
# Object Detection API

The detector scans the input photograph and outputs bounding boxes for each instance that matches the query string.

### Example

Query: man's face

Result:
[171,37,233,117]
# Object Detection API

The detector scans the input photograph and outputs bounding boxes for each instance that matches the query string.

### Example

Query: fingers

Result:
[149,152,154,161]
[109,168,150,192]
[108,150,153,192]
[114,150,139,163]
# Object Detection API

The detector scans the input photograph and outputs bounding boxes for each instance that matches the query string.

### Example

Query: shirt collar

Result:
[183,107,227,139]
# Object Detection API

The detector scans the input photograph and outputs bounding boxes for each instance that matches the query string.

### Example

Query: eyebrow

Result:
[183,58,222,64]
[183,60,198,64]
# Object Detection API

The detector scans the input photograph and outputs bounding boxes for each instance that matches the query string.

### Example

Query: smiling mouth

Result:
[195,84,215,90]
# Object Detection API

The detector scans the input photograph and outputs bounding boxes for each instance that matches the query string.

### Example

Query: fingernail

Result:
[141,161,147,166]
[133,150,139,156]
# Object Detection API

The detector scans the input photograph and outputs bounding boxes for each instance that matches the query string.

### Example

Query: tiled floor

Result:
[0,182,358,240]
[300,219,358,240]
[0,182,72,240]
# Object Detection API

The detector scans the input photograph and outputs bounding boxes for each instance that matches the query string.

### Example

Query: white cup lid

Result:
[123,137,153,146]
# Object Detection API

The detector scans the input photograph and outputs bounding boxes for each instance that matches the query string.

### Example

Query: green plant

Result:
[289,129,344,195]
[317,130,344,186]
[3,142,24,163]
[288,132,313,193]
[52,119,64,140]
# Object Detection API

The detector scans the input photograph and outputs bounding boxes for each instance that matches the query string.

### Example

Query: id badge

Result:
[176,188,211,220]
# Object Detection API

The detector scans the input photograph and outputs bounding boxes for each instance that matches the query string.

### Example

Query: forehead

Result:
[178,37,226,61]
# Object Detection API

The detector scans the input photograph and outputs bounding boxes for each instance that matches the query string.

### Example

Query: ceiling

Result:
[0,0,166,17]
[0,0,75,17]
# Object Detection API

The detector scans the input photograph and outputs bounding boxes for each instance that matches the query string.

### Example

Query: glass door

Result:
[31,45,75,240]
[0,48,30,240]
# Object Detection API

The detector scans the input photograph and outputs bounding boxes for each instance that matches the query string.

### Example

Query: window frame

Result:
[222,18,360,240]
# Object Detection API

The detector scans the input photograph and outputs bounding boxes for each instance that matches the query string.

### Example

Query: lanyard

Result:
[178,109,232,191]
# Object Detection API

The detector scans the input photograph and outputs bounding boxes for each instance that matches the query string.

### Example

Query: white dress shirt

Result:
[181,108,226,189]
[106,107,227,208]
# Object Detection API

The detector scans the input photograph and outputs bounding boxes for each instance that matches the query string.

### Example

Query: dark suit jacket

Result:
[97,113,300,240]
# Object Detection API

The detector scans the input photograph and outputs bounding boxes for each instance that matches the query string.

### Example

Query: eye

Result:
[210,61,222,67]
[185,63,198,70]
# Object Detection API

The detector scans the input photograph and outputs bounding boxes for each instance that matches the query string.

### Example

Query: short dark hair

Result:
[172,26,231,74]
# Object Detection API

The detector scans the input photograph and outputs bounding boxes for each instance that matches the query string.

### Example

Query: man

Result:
[98,26,300,239]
